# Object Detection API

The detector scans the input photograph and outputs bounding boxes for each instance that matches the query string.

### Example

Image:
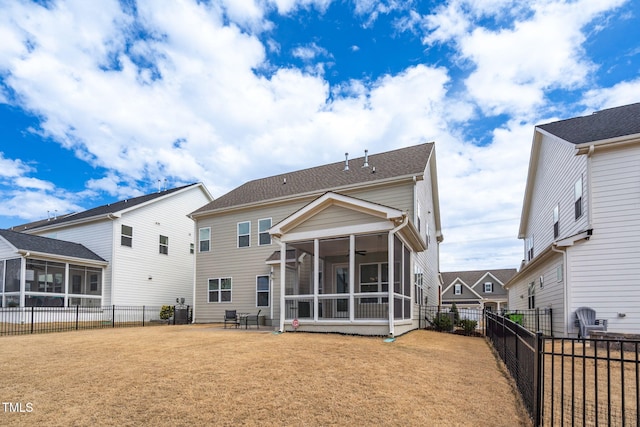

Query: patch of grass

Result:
[0,326,531,426]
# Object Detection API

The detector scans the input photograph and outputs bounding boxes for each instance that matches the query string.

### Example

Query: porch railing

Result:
[284,294,389,321]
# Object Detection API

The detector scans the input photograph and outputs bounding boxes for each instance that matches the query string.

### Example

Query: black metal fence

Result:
[486,311,640,426]
[500,308,554,337]
[420,305,485,330]
[0,305,191,336]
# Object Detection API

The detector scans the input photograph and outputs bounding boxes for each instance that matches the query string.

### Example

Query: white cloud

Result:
[419,0,628,116]
[0,153,32,178]
[581,78,640,111]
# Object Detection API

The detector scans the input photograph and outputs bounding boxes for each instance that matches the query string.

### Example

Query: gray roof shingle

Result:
[12,183,199,232]
[441,269,517,287]
[193,143,433,213]
[538,102,640,144]
[0,229,106,262]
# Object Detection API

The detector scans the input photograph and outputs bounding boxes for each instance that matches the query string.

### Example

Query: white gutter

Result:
[277,237,286,333]
[388,214,409,337]
[17,250,108,267]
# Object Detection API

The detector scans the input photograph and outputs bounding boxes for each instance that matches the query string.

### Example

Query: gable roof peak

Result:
[193,142,434,214]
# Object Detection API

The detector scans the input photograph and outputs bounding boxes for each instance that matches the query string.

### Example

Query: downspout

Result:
[586,145,595,231]
[270,266,274,323]
[191,219,197,323]
[551,244,567,337]
[388,214,409,337]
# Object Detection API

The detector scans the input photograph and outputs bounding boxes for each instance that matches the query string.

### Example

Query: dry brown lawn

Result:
[0,325,530,426]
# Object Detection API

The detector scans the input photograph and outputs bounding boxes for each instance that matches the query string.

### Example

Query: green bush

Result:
[433,312,454,332]
[160,305,174,322]
[450,302,460,324]
[459,319,478,335]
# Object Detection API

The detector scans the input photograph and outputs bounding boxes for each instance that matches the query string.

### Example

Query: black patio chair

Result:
[224,310,239,329]
[244,309,261,329]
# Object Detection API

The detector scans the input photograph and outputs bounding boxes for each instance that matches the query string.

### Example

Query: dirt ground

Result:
[0,325,531,426]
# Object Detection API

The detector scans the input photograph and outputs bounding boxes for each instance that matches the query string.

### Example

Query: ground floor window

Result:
[208,277,232,303]
[256,275,269,307]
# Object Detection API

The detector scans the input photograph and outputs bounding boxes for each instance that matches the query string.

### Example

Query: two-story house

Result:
[441,269,515,312]
[191,143,443,336]
[506,102,640,336]
[10,183,213,307]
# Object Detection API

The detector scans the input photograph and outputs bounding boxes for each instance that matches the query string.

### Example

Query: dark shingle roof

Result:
[193,143,433,213]
[537,102,640,144]
[0,229,106,262]
[441,269,517,287]
[12,183,199,232]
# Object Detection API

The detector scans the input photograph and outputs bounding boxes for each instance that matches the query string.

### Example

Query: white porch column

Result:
[19,257,26,308]
[388,231,394,336]
[279,240,286,332]
[64,263,69,307]
[313,239,319,321]
[349,234,355,322]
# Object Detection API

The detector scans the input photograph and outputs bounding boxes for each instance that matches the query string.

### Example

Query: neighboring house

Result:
[0,229,107,307]
[441,269,516,311]
[191,144,443,336]
[10,183,213,307]
[506,102,640,336]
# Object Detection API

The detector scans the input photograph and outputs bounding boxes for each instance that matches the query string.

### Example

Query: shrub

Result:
[159,305,174,322]
[450,302,460,324]
[433,312,454,332]
[459,319,478,335]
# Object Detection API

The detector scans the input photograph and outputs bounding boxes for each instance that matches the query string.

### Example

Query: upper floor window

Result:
[484,282,493,293]
[159,235,168,255]
[528,282,536,309]
[574,177,583,220]
[526,236,534,261]
[553,205,559,239]
[258,218,272,246]
[237,221,250,248]
[121,225,133,247]
[199,227,211,252]
[454,283,462,295]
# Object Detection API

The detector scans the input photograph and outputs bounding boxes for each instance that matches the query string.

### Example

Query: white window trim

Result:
[256,275,270,307]
[484,282,493,293]
[208,277,232,303]
[237,221,250,248]
[199,227,211,253]
[454,283,462,295]
[159,235,168,255]
[121,225,133,247]
[258,218,272,246]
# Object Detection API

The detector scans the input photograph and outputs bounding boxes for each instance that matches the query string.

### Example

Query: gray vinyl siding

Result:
[568,143,640,334]
[194,180,428,326]
[194,201,304,324]
[524,133,588,259]
[507,252,565,336]
[293,205,386,233]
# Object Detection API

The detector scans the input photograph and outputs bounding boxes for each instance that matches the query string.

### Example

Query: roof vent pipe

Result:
[362,149,369,167]
[344,153,349,171]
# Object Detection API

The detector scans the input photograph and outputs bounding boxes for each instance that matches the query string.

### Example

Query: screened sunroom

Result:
[269,192,426,336]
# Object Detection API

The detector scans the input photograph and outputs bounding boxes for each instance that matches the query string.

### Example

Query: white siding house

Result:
[506,103,640,336]
[191,144,443,336]
[10,183,213,307]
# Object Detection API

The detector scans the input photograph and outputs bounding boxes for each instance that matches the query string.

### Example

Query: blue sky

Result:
[0,0,639,271]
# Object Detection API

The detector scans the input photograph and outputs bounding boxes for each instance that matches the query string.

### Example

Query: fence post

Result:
[535,307,540,333]
[533,332,543,426]
[142,306,145,327]
[112,305,115,328]
[30,306,35,334]
[75,305,79,330]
